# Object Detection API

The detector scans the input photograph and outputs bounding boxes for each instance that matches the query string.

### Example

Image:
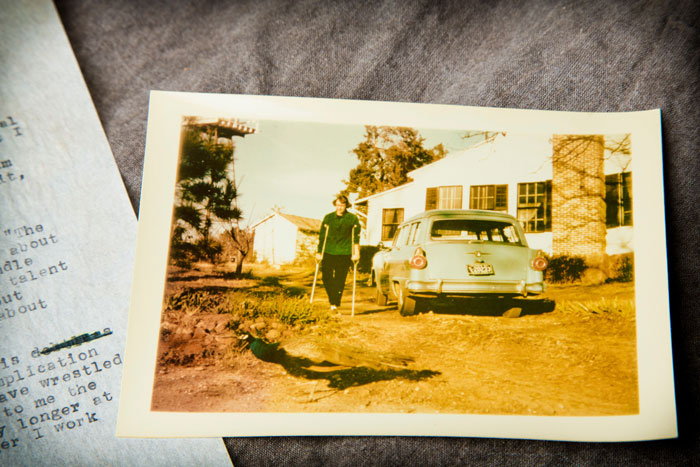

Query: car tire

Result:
[397,285,420,316]
[376,287,388,306]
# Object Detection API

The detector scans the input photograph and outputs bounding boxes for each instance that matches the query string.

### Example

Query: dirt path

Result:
[152,270,638,416]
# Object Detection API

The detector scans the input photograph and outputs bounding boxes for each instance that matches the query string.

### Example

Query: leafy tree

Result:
[171,126,242,264]
[343,126,447,200]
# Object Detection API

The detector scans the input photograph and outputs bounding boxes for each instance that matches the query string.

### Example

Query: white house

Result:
[251,212,321,265]
[355,133,633,256]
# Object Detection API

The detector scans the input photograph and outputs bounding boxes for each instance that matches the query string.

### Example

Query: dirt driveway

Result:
[152,267,638,416]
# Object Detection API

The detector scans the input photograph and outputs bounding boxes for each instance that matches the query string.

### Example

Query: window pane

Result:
[382,208,404,241]
[431,219,523,244]
[396,224,411,246]
[495,185,508,211]
[517,181,549,232]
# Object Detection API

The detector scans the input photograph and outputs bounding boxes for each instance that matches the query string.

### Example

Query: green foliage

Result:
[226,291,330,325]
[545,255,587,283]
[167,286,331,326]
[169,226,202,267]
[170,126,243,265]
[343,126,447,199]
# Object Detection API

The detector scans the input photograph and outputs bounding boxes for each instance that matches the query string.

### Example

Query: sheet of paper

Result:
[118,91,676,442]
[0,2,231,464]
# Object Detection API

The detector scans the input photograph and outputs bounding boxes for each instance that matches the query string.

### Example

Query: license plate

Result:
[468,263,494,276]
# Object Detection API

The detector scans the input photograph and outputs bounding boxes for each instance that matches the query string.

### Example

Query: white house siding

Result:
[362,133,633,256]
[252,215,299,265]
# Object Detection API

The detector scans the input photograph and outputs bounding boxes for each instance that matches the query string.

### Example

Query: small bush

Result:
[605,253,634,282]
[358,245,380,274]
[545,255,587,283]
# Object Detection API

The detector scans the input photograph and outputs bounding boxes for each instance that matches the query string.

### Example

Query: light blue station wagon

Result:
[372,209,548,315]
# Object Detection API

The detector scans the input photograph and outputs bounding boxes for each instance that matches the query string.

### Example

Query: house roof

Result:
[278,213,321,232]
[250,211,321,232]
[354,182,413,205]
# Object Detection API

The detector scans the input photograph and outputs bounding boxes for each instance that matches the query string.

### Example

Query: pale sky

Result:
[232,120,477,226]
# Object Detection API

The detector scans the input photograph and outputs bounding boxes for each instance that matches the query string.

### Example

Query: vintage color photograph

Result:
[150,115,638,417]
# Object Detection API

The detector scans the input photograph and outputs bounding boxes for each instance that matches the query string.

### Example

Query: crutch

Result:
[310,224,328,304]
[351,224,358,317]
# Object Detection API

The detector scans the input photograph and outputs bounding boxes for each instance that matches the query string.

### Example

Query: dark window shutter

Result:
[425,187,438,210]
[545,180,552,231]
[622,172,633,226]
[495,185,508,211]
[606,174,620,227]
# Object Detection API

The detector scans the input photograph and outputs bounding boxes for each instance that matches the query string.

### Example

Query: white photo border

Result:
[117,92,676,441]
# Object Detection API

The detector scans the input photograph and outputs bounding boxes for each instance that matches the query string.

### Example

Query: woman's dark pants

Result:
[321,254,352,307]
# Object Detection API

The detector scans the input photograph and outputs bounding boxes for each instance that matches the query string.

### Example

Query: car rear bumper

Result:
[406,278,545,296]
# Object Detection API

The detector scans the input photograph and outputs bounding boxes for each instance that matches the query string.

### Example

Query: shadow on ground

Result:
[429,297,556,317]
[168,273,228,282]
[246,338,440,391]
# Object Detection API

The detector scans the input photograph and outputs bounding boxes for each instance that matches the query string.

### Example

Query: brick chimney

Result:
[551,135,606,260]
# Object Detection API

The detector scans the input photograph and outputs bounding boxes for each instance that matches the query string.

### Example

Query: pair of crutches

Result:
[309,223,359,317]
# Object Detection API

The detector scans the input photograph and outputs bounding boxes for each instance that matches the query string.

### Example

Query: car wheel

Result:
[397,285,420,316]
[376,286,388,306]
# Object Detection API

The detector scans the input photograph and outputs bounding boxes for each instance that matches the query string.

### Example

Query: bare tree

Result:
[219,223,254,276]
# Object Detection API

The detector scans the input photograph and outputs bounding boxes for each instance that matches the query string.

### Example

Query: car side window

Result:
[392,226,402,247]
[395,224,411,247]
[407,223,417,245]
[408,221,422,245]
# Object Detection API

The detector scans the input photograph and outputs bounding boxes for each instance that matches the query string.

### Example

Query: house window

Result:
[382,208,404,241]
[425,186,463,210]
[517,181,552,232]
[606,172,633,227]
[469,185,508,212]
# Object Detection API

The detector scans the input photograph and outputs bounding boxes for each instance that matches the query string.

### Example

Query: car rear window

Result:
[430,219,523,244]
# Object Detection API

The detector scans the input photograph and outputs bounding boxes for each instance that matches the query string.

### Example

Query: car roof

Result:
[402,209,519,224]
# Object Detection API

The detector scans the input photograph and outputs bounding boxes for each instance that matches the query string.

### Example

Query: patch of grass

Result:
[169,287,331,326]
[167,289,223,314]
[226,290,332,325]
[556,297,635,319]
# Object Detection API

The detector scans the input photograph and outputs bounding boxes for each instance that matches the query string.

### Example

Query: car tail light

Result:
[531,251,548,271]
[410,247,427,269]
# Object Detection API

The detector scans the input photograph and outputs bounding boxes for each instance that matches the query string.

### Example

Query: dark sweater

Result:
[318,211,361,255]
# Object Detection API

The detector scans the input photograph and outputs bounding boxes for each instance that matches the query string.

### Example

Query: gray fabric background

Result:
[54,0,699,465]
